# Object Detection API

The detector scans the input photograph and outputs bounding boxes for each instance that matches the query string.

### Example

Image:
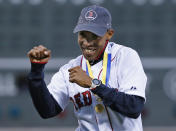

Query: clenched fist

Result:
[27,45,51,63]
[69,66,92,88]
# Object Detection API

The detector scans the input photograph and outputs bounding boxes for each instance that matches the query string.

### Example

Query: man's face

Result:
[78,31,107,61]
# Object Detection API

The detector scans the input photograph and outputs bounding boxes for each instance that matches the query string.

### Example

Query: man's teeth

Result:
[85,49,95,53]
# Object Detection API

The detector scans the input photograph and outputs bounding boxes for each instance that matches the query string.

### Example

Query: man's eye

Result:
[91,35,98,40]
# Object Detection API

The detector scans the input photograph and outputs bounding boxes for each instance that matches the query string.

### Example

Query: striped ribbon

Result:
[86,45,111,86]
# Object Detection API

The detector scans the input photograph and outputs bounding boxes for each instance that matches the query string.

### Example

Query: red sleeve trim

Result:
[31,61,48,64]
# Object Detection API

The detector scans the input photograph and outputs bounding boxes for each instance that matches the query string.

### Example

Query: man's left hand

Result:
[68,66,92,88]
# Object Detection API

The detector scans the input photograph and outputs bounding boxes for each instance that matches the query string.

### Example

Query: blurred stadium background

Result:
[0,0,176,130]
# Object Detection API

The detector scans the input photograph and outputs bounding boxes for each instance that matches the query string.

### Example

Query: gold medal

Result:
[95,104,104,113]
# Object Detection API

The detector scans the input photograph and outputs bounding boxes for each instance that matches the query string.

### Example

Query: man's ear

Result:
[106,29,114,40]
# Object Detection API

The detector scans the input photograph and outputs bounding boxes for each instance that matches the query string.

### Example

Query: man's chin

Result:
[83,54,95,62]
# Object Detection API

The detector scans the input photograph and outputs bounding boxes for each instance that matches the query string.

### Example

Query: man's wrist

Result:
[31,62,46,73]
[90,78,102,89]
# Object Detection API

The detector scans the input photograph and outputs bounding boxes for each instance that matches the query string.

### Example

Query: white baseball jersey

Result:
[47,42,147,131]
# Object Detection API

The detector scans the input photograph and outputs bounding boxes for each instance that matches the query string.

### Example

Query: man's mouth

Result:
[82,48,97,57]
[84,48,96,53]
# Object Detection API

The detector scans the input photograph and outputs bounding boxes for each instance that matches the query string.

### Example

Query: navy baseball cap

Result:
[73,5,112,37]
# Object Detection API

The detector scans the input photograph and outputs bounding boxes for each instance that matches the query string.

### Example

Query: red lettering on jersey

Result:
[82,91,92,106]
[73,90,92,110]
[74,93,83,109]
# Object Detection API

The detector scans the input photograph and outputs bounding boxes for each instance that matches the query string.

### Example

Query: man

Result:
[27,5,147,131]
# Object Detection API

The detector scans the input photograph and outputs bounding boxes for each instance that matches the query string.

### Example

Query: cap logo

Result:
[85,10,97,21]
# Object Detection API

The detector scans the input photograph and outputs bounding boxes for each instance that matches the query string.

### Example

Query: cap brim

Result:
[73,24,107,37]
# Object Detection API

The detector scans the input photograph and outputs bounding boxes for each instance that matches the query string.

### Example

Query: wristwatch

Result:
[90,78,102,89]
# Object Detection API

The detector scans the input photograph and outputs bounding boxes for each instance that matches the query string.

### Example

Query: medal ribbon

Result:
[102,52,111,86]
[86,44,111,86]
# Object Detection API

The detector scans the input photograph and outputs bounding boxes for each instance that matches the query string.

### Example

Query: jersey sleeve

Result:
[117,47,147,99]
[47,66,69,110]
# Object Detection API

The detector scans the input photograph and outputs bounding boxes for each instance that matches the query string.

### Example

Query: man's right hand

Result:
[27,45,51,63]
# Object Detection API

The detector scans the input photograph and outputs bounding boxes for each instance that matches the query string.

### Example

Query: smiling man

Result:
[27,5,147,131]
